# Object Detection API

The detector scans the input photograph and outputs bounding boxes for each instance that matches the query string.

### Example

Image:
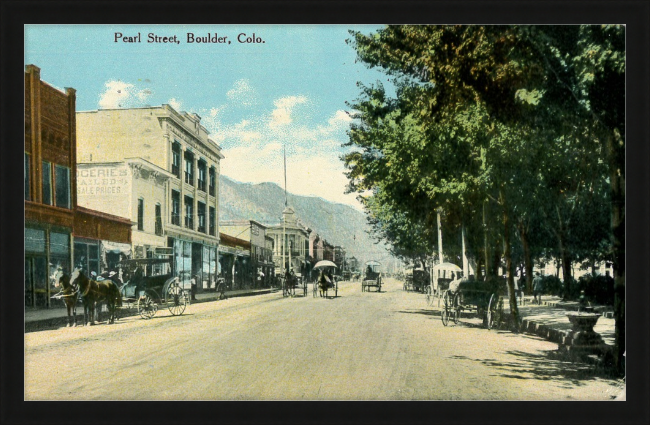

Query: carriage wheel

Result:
[425,285,433,306]
[487,293,501,330]
[313,282,318,298]
[165,282,187,316]
[137,294,157,319]
[335,283,338,298]
[441,291,450,326]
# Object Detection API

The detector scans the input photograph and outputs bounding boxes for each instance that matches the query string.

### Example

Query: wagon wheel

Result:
[441,290,450,326]
[303,280,307,297]
[313,282,318,298]
[137,292,157,319]
[165,281,187,316]
[452,292,461,324]
[487,293,502,330]
[425,285,433,306]
[334,281,338,298]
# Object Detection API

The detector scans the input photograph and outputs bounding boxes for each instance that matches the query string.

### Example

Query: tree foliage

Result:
[344,25,624,359]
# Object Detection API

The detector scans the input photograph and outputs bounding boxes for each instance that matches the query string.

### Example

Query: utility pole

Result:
[462,223,469,278]
[437,208,444,264]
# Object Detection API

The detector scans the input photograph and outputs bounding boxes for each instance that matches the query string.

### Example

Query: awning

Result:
[101,240,132,256]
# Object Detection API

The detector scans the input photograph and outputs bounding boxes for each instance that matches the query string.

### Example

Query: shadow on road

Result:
[449,349,622,387]
[397,309,439,317]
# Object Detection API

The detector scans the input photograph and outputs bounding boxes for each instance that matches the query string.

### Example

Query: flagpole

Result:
[283,145,287,274]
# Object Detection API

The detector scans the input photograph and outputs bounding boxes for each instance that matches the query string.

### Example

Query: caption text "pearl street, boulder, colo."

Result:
[114,32,265,45]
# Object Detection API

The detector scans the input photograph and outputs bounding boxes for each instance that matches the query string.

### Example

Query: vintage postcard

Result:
[23,23,626,404]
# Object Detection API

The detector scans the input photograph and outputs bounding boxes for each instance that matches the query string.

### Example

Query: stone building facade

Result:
[76,105,224,290]
[266,207,309,277]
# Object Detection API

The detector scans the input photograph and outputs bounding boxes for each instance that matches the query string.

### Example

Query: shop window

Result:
[25,228,45,253]
[197,202,206,233]
[184,196,194,229]
[137,198,144,231]
[172,142,181,178]
[55,165,71,209]
[74,240,99,276]
[25,153,30,201]
[42,161,52,205]
[171,190,180,225]
[155,203,163,235]
[50,232,69,255]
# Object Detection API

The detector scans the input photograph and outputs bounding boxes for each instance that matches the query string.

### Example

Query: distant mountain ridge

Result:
[219,175,388,265]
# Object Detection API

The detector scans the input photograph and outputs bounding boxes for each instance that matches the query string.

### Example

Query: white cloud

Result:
[226,79,257,107]
[98,80,152,109]
[198,91,359,209]
[328,110,352,128]
[168,98,183,111]
[269,95,308,129]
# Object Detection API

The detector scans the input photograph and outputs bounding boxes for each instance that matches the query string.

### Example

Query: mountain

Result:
[219,175,391,267]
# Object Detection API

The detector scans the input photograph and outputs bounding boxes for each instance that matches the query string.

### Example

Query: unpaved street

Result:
[25,278,622,400]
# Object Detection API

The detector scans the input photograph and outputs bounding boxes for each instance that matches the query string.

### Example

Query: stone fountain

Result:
[560,291,607,357]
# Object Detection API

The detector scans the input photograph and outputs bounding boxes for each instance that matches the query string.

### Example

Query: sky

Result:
[24,25,394,211]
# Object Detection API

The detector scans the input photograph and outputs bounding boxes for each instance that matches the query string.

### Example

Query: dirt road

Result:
[24,278,622,400]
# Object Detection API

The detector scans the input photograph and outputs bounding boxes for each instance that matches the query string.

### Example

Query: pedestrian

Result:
[191,274,198,301]
[532,272,543,305]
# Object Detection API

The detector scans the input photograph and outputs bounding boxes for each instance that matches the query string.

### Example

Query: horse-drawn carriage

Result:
[281,272,307,297]
[361,261,382,292]
[404,268,429,292]
[425,262,462,307]
[440,277,505,329]
[119,258,189,319]
[313,260,338,298]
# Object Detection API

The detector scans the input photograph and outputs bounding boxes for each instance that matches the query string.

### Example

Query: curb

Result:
[520,317,614,368]
[25,288,279,333]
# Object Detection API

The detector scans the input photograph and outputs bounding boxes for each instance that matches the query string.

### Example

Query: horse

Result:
[318,272,331,297]
[52,269,79,327]
[70,268,123,325]
[284,272,296,297]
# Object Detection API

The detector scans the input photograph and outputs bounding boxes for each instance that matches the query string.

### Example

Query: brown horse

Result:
[53,270,79,327]
[70,268,123,325]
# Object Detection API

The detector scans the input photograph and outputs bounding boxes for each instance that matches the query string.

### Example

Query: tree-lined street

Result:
[25,278,621,400]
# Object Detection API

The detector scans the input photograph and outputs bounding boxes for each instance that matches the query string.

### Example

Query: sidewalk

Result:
[514,295,615,365]
[24,286,280,332]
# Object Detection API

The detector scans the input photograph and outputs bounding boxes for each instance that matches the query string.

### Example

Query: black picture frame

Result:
[2,1,649,424]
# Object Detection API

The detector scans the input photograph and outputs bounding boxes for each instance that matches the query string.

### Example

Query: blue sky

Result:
[25,25,393,210]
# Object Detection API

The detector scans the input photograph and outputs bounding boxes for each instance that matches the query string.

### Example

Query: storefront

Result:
[169,237,218,292]
[25,225,72,308]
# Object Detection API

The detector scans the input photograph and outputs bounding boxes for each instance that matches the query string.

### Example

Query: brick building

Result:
[24,65,131,308]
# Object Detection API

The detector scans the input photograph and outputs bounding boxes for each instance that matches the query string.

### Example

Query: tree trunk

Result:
[608,129,625,374]
[483,200,490,278]
[518,221,534,294]
[557,229,573,299]
[500,188,519,326]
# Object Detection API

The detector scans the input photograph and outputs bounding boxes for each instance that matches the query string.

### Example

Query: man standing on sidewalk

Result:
[532,272,543,305]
